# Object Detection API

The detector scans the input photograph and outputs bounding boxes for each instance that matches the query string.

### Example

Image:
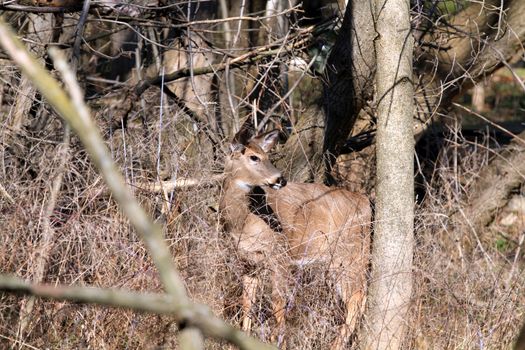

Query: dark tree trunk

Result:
[322,0,375,179]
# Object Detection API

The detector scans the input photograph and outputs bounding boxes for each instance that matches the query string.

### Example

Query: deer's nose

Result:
[270,176,287,189]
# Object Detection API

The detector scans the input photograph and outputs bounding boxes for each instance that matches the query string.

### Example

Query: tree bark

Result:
[362,0,414,348]
[323,0,375,172]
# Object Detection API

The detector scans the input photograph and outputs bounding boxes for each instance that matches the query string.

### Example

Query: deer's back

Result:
[267,183,371,264]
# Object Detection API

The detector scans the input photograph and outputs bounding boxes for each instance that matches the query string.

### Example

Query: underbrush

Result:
[410,127,525,349]
[1,75,523,350]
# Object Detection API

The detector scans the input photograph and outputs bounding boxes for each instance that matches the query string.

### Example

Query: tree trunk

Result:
[323,0,375,174]
[362,0,415,348]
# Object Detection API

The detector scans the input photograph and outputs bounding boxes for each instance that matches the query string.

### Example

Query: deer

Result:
[219,128,371,349]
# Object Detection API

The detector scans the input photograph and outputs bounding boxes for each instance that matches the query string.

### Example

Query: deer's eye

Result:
[249,155,260,162]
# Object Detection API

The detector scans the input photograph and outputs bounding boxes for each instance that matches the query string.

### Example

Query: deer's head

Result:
[226,129,287,191]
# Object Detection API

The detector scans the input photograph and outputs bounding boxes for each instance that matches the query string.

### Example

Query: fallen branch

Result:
[458,129,525,231]
[83,175,224,200]
[134,174,225,193]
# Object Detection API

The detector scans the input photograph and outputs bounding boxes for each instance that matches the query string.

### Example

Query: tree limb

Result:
[324,0,525,159]
[441,0,525,100]
[415,0,525,136]
[0,275,276,350]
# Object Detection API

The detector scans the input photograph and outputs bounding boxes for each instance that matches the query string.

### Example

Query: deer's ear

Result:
[232,124,254,146]
[229,143,245,155]
[251,130,280,153]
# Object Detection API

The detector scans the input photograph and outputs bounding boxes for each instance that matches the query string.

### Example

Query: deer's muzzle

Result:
[270,176,287,190]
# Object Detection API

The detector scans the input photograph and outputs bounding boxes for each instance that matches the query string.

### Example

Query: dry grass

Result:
[0,63,353,348]
[0,52,524,350]
[409,126,525,349]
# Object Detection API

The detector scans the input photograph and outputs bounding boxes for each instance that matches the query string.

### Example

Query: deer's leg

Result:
[241,275,259,332]
[269,261,290,349]
[329,261,367,350]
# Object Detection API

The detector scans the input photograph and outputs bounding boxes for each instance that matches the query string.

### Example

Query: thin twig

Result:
[452,102,525,147]
[135,35,311,96]
[71,0,91,70]
[0,182,14,204]
[256,53,318,133]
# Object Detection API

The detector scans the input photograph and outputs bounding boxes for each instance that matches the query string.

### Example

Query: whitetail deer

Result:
[220,129,371,349]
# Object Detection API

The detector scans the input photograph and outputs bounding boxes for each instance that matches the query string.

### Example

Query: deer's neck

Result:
[220,177,253,232]
[220,177,282,234]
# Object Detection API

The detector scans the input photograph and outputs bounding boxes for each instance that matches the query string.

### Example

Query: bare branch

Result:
[0,274,276,350]
[135,32,312,96]
[135,174,225,193]
[0,20,189,302]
